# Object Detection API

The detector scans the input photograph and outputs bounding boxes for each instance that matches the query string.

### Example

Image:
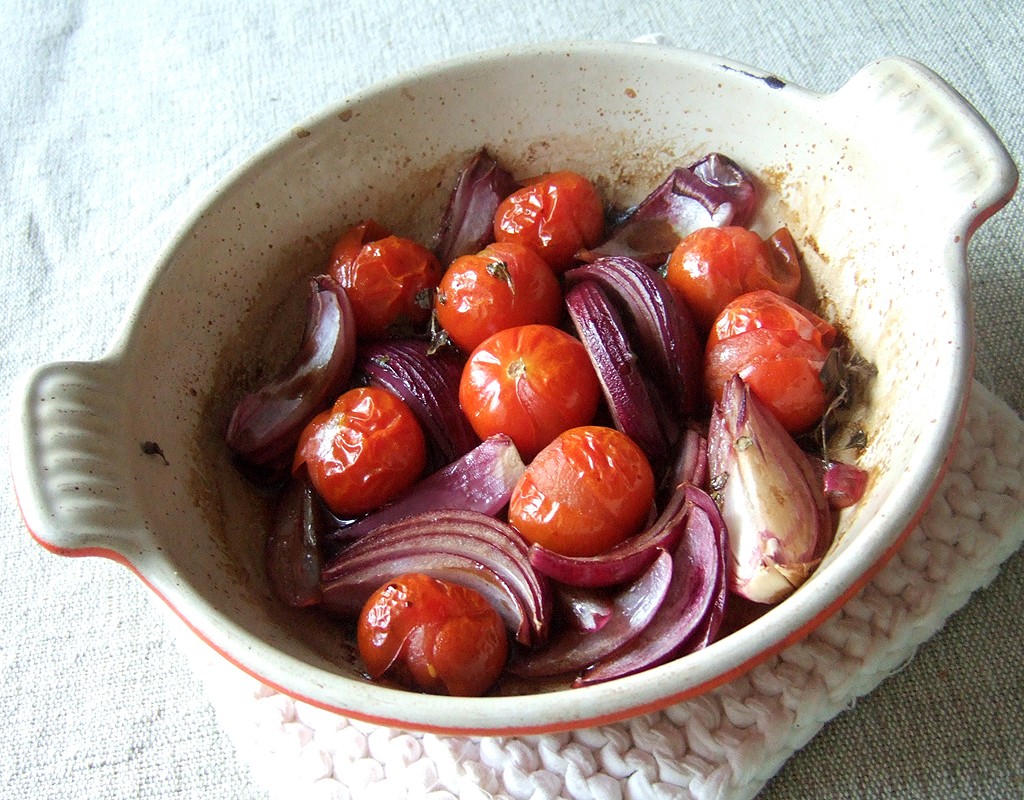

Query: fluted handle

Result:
[828,57,1017,233]
[10,358,150,560]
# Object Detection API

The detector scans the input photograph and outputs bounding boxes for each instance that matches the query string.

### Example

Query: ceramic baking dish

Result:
[10,42,1017,734]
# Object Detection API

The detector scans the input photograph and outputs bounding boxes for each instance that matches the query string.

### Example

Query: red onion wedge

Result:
[565,280,669,469]
[565,256,703,417]
[321,509,551,645]
[575,485,724,686]
[579,154,757,267]
[554,585,615,633]
[821,459,870,509]
[356,338,479,468]
[265,475,324,607]
[667,426,710,494]
[677,484,729,651]
[226,275,356,471]
[325,434,525,545]
[510,550,672,678]
[433,149,518,267]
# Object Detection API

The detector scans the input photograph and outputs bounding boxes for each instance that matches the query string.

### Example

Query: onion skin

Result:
[579,154,757,267]
[321,509,551,645]
[679,484,730,650]
[265,475,324,607]
[226,275,356,472]
[325,433,525,545]
[666,426,710,494]
[356,338,479,469]
[510,550,673,678]
[689,152,758,228]
[564,280,668,469]
[708,375,832,604]
[553,585,614,632]
[433,149,518,267]
[565,256,703,418]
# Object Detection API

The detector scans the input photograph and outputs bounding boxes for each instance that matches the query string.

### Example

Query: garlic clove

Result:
[708,375,832,604]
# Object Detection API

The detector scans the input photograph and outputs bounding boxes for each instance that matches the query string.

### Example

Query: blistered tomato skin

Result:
[327,218,391,271]
[458,324,601,461]
[293,386,427,517]
[706,288,835,350]
[508,426,655,558]
[666,226,802,332]
[493,171,605,273]
[704,290,836,434]
[328,226,442,339]
[434,241,563,353]
[357,573,509,697]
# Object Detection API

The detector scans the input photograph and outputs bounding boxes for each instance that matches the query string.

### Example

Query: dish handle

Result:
[10,359,149,561]
[830,56,1018,235]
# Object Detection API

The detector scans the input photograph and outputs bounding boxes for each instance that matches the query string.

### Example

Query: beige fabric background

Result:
[2,1,1021,797]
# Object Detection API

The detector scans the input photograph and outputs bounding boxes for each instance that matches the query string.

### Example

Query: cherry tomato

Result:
[434,241,563,353]
[327,222,442,339]
[707,288,835,350]
[459,324,600,461]
[493,170,605,273]
[357,573,508,696]
[327,218,391,270]
[293,386,426,517]
[508,426,655,558]
[665,225,802,331]
[704,290,836,434]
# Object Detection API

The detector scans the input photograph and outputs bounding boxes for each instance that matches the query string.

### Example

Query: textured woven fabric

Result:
[176,381,1024,800]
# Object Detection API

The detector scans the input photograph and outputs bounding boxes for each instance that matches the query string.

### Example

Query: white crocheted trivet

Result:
[177,381,1024,800]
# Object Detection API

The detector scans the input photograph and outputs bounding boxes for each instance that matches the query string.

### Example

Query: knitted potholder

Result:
[178,381,1024,800]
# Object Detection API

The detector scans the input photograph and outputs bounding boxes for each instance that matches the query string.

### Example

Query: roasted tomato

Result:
[493,170,605,273]
[293,386,427,517]
[665,225,802,331]
[327,221,442,339]
[327,218,391,271]
[459,324,601,461]
[434,241,563,353]
[508,426,655,558]
[357,573,508,696]
[704,290,836,433]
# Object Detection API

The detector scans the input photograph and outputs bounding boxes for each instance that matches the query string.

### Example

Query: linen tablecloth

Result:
[2,1,1021,798]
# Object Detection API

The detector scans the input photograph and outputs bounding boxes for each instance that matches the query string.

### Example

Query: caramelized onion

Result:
[677,484,729,650]
[510,550,672,678]
[553,585,615,633]
[321,509,551,645]
[226,275,356,471]
[325,434,524,546]
[357,338,478,468]
[565,255,703,417]
[579,154,757,267]
[265,475,324,607]
[666,426,710,494]
[565,280,668,469]
[575,485,724,685]
[433,149,518,267]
